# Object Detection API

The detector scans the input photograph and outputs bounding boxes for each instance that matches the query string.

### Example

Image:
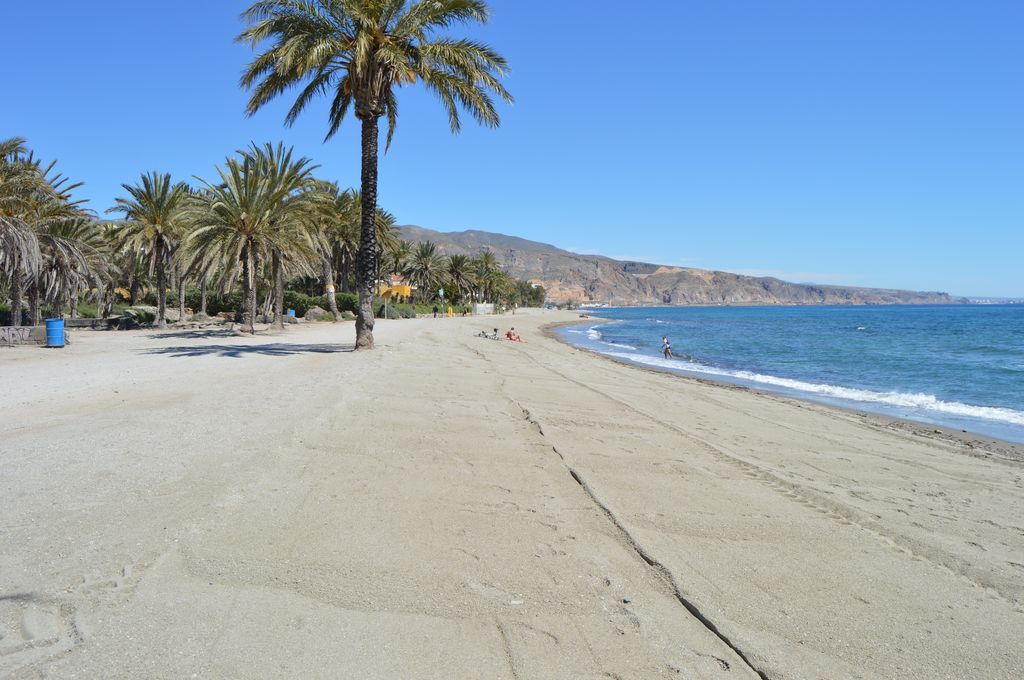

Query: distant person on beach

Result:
[662,336,673,359]
[506,327,523,342]
[432,305,439,318]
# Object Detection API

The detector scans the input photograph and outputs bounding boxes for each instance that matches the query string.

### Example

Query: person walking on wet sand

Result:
[662,336,673,359]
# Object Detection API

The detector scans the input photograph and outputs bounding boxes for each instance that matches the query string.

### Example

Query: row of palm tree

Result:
[2,137,539,334]
[400,241,525,306]
[104,142,409,333]
[4,1,513,352]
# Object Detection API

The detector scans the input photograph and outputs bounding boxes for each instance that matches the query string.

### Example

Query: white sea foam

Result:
[602,351,1024,427]
[600,340,639,350]
[584,326,638,350]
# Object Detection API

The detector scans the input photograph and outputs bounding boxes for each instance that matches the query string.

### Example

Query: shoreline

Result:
[553,317,1024,459]
[578,300,975,308]
[548,319,1024,460]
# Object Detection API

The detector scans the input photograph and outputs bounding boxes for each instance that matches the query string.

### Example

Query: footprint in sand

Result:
[0,597,77,676]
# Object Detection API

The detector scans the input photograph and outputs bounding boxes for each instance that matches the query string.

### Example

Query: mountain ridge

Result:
[396,225,963,306]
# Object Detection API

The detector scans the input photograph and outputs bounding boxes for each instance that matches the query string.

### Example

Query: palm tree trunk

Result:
[355,115,380,350]
[70,291,79,319]
[322,255,340,321]
[9,267,23,326]
[177,269,186,321]
[129,275,141,305]
[272,250,284,330]
[242,242,256,334]
[101,286,113,318]
[155,241,167,328]
[340,256,351,292]
[28,279,40,326]
[200,274,208,315]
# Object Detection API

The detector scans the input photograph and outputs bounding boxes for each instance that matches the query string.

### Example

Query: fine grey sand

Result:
[2,311,1022,679]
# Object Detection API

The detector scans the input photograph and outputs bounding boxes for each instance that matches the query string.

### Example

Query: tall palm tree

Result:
[238,0,512,349]
[107,172,188,327]
[184,143,320,334]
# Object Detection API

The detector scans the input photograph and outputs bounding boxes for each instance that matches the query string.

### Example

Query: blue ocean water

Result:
[559,305,1024,444]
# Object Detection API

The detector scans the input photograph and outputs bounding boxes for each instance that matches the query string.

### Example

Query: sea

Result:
[559,305,1024,444]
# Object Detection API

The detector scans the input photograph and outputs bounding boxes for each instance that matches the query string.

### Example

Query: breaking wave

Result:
[602,351,1024,428]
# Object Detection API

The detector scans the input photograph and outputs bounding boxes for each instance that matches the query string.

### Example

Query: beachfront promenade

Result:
[2,311,1022,679]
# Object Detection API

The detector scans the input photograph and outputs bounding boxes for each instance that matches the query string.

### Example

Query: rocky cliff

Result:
[396,225,962,306]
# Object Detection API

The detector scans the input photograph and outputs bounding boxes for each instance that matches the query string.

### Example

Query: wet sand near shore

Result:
[2,311,1022,679]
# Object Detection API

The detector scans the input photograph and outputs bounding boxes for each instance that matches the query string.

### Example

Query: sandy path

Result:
[1,312,1021,678]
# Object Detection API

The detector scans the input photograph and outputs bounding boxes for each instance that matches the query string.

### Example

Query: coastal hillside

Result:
[396,226,962,306]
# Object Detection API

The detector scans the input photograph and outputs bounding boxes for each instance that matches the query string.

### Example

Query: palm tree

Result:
[1,140,41,326]
[403,240,445,302]
[33,216,106,318]
[2,139,86,325]
[373,206,398,285]
[107,172,189,327]
[445,253,474,303]
[238,0,512,349]
[184,143,320,334]
[472,249,501,302]
[312,183,359,320]
[389,239,413,278]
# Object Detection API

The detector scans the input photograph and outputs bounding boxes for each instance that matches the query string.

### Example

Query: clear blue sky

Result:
[3,1,1022,297]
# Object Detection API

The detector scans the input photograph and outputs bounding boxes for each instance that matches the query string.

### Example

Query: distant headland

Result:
[397,226,964,307]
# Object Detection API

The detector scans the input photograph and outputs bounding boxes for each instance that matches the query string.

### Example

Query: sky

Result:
[3,0,1022,297]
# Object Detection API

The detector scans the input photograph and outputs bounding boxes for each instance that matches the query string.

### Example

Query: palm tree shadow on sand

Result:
[145,343,352,358]
[146,329,239,340]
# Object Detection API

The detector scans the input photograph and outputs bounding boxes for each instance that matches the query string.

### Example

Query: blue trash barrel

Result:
[45,318,65,348]
[287,309,296,317]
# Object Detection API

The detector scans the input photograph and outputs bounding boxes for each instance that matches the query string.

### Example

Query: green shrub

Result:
[76,302,101,318]
[208,292,243,316]
[334,292,358,313]
[282,290,318,317]
[375,303,403,319]
[119,287,355,317]
[178,289,243,316]
[341,311,356,321]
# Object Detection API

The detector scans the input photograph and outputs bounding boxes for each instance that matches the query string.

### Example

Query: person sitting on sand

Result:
[662,335,673,359]
[506,327,523,343]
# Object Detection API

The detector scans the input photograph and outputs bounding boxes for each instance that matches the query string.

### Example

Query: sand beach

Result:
[2,310,1022,679]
